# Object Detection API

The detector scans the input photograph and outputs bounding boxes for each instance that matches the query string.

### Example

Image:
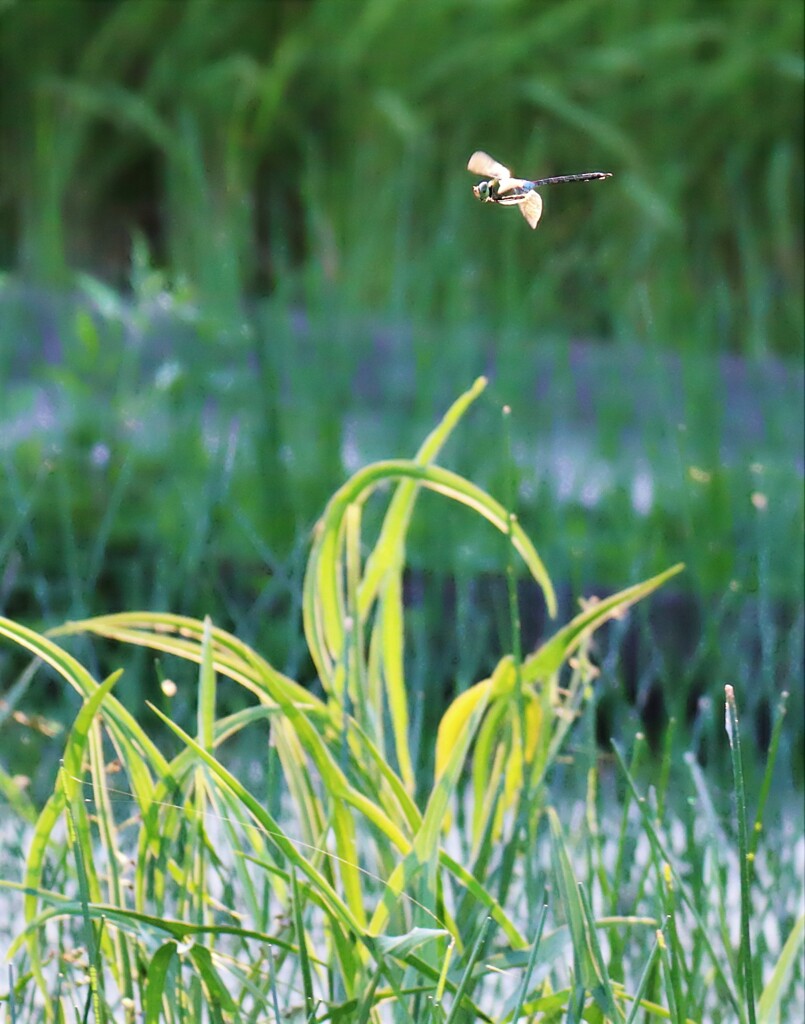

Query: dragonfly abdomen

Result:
[530,172,612,186]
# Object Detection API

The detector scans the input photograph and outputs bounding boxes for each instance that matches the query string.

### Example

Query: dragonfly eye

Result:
[476,181,490,200]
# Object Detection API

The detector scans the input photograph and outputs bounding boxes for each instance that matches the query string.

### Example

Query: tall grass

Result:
[1,381,802,1022]
[2,279,801,780]
[0,0,801,353]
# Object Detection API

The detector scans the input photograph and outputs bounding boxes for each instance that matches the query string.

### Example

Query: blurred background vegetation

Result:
[1,0,802,348]
[0,0,802,789]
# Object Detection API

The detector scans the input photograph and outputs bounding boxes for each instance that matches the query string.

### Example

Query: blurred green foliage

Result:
[1,282,801,777]
[0,0,802,774]
[0,0,802,352]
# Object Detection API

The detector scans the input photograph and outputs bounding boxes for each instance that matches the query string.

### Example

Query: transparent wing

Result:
[519,190,543,229]
[467,151,511,179]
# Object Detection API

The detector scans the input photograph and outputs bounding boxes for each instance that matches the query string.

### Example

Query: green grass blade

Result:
[548,807,617,1017]
[749,690,789,860]
[757,913,805,1024]
[725,685,757,1024]
[197,616,217,752]
[443,916,493,1024]
[611,740,744,1017]
[507,903,548,1023]
[18,669,121,1012]
[359,375,489,614]
[187,944,237,1017]
[291,867,317,1019]
[144,941,177,1024]
[145,702,366,935]
[59,761,106,1024]
[438,850,526,950]
[523,564,684,682]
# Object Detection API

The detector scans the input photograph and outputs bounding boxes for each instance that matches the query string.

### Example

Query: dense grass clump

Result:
[2,282,802,773]
[0,382,801,1022]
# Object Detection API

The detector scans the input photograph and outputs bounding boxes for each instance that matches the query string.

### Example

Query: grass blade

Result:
[757,913,805,1024]
[725,685,757,1024]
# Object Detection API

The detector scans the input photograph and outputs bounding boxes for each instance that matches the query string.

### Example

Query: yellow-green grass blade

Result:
[359,378,490,790]
[50,611,321,712]
[271,717,328,851]
[435,655,517,782]
[52,613,408,905]
[368,684,491,937]
[523,563,685,682]
[439,850,527,950]
[0,616,169,788]
[5,891,301,961]
[86,719,136,1007]
[21,670,121,1012]
[304,460,557,692]
[60,760,107,1023]
[359,375,489,614]
[147,702,372,938]
[416,672,492,863]
[344,501,367,713]
[758,913,805,1024]
[197,616,216,752]
[374,569,414,790]
[469,685,544,841]
[339,713,422,833]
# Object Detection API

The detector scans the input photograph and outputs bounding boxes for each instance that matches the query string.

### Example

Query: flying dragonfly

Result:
[467,151,612,229]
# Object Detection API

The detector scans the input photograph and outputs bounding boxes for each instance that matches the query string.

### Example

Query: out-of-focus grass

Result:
[0,0,801,354]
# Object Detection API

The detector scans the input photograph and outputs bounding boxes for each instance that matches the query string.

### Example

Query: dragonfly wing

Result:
[519,190,543,229]
[467,151,511,179]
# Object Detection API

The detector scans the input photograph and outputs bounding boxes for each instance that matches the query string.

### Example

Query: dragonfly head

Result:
[473,180,493,201]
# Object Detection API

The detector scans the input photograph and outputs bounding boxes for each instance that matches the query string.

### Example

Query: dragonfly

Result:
[467,151,612,229]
